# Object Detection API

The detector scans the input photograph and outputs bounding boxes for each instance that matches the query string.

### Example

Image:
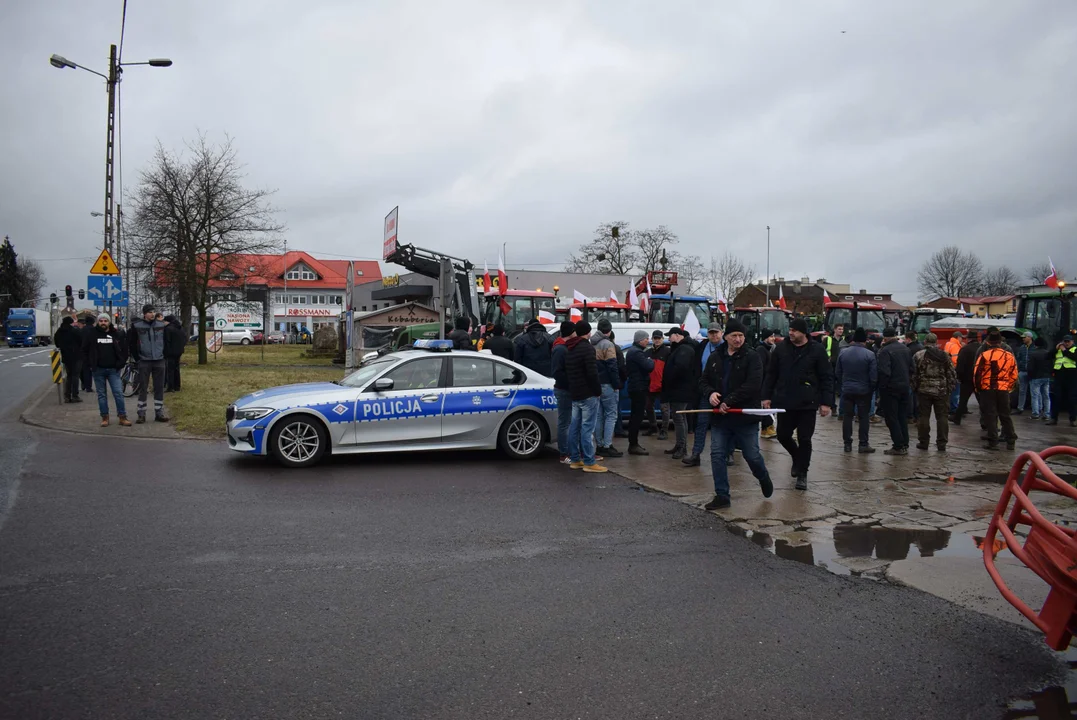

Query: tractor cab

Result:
[1015,288,1077,349]
[732,307,790,346]
[648,294,712,327]
[910,308,962,339]
[555,300,631,325]
[823,302,886,337]
[482,290,557,336]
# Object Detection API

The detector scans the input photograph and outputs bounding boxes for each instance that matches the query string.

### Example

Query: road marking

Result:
[22,362,50,367]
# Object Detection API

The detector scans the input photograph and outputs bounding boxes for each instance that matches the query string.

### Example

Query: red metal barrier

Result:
[983,446,1077,651]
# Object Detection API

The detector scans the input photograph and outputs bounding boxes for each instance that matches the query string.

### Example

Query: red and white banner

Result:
[1045,257,1060,289]
[483,261,492,294]
[628,282,640,310]
[776,284,787,310]
[572,289,587,304]
[569,307,582,321]
[382,206,399,260]
[609,290,619,303]
[716,290,728,314]
[822,289,831,305]
[538,310,556,325]
[497,253,508,297]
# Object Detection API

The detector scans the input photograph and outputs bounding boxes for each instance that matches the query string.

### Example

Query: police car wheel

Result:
[269,415,327,468]
[499,412,546,460]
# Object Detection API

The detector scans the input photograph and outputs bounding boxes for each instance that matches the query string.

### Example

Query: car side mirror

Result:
[373,377,394,391]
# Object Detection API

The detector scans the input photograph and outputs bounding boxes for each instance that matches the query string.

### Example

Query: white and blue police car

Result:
[226,340,559,468]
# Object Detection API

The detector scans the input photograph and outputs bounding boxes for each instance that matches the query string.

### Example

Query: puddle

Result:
[727,522,1011,577]
[1004,646,1077,719]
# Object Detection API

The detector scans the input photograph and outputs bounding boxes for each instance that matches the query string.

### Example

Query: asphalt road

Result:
[0,429,1065,719]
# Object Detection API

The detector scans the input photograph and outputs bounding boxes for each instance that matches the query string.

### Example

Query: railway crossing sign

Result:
[90,249,120,275]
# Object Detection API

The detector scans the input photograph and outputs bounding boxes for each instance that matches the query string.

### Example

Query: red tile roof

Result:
[155,251,381,290]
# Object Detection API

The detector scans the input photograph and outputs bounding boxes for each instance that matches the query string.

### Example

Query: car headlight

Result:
[234,407,275,421]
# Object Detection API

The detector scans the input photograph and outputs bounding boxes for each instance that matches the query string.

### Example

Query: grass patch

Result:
[170,363,343,437]
[184,344,337,367]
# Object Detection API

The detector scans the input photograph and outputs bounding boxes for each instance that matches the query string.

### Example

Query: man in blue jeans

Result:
[591,318,623,457]
[684,323,725,467]
[81,313,132,427]
[698,320,773,510]
[564,320,608,473]
[550,321,576,462]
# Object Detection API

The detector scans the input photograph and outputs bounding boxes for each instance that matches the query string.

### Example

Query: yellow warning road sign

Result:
[90,248,120,275]
[51,350,63,384]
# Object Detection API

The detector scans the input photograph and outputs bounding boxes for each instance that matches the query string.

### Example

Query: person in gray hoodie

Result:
[836,327,877,453]
[128,303,170,423]
[590,318,623,457]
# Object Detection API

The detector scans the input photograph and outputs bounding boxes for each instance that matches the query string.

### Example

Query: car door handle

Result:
[420,394,440,403]
[493,389,511,398]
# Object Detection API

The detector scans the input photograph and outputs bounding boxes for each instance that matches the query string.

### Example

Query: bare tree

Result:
[565,221,637,275]
[669,252,705,294]
[13,259,46,306]
[128,134,284,364]
[980,266,1021,296]
[634,225,679,274]
[1027,262,1062,285]
[917,246,984,300]
[705,251,755,302]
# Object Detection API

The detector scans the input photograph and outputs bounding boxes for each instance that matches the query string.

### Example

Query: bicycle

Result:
[121,359,142,398]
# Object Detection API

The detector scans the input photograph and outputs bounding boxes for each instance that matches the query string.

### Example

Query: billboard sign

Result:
[383,206,399,260]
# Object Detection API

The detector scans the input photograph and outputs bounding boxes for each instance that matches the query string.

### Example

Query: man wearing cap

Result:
[974,327,1017,449]
[1014,332,1034,414]
[1048,334,1077,426]
[82,313,132,427]
[661,326,699,458]
[624,330,655,455]
[644,330,670,440]
[128,304,170,424]
[590,318,623,457]
[683,323,725,467]
[877,326,913,455]
[762,318,834,488]
[564,320,607,472]
[698,319,773,509]
[911,333,956,450]
[836,327,878,453]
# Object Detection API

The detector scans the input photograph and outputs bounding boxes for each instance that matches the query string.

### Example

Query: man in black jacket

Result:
[761,318,833,490]
[550,321,575,462]
[953,332,982,424]
[878,327,913,454]
[904,332,924,423]
[482,323,514,361]
[563,320,607,473]
[661,327,698,459]
[82,313,132,427]
[53,316,83,403]
[644,330,670,439]
[624,330,655,456]
[448,316,474,350]
[699,320,774,510]
[163,315,186,392]
[515,319,553,376]
[78,316,96,393]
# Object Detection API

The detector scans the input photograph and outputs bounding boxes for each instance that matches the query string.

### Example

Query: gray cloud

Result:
[2,0,1075,304]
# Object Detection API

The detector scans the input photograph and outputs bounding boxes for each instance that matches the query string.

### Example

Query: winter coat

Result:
[449,328,473,351]
[129,319,168,362]
[53,322,83,364]
[755,342,772,373]
[662,337,699,404]
[877,340,913,395]
[1051,345,1077,375]
[955,341,980,383]
[1015,342,1032,372]
[589,332,620,388]
[514,324,553,376]
[564,335,601,401]
[164,319,187,360]
[912,346,957,399]
[762,338,835,410]
[906,340,924,357]
[646,343,669,393]
[550,338,570,390]
[82,324,128,371]
[1027,347,1051,380]
[483,334,514,362]
[615,343,628,385]
[974,343,1017,392]
[836,344,877,396]
[698,343,764,427]
[625,343,655,394]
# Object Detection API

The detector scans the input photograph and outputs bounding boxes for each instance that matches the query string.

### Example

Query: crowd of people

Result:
[53,303,186,427]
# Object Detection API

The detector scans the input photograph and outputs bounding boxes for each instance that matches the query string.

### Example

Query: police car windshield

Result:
[339,356,397,388]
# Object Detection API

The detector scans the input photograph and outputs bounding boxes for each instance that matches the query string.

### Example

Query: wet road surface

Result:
[0,429,1066,719]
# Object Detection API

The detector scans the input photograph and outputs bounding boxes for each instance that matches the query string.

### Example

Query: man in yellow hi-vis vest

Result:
[1047,334,1077,426]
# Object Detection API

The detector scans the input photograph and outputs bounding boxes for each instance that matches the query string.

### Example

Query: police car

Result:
[226,340,559,468]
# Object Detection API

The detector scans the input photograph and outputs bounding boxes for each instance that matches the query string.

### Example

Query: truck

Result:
[5,308,51,347]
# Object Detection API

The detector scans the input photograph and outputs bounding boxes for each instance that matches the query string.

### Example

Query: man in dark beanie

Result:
[878,326,913,455]
[564,320,607,472]
[836,327,877,452]
[762,317,834,490]
[482,323,514,361]
[550,320,576,462]
[449,316,473,350]
[53,316,83,403]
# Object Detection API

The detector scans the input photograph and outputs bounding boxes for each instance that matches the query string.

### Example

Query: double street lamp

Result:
[49,46,172,267]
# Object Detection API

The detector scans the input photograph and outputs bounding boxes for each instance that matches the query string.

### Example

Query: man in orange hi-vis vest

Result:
[944,331,964,414]
[974,327,1017,451]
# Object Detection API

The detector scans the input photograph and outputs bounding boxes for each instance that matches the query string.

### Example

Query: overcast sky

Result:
[3,0,1075,304]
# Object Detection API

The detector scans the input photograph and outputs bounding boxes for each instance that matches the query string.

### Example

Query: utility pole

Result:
[104,44,117,257]
[765,225,771,306]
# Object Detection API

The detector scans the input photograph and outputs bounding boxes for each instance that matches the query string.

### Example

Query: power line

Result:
[118,0,128,62]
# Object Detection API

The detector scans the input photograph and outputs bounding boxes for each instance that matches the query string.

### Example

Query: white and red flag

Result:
[776,284,788,310]
[1045,257,1061,289]
[482,261,491,294]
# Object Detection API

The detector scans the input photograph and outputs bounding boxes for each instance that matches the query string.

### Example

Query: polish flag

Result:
[716,290,728,314]
[1045,257,1060,289]
[497,253,508,296]
[482,261,491,294]
[573,289,588,303]
[569,307,583,321]
[628,282,640,310]
[682,307,702,338]
[610,290,619,303]
[777,284,788,310]
[822,289,831,305]
[538,310,556,325]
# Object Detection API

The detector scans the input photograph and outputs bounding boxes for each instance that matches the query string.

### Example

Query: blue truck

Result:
[5,308,51,347]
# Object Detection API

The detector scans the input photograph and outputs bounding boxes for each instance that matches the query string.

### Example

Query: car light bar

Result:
[413,339,454,351]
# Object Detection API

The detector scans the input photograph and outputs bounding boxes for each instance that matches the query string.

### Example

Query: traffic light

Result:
[64,285,73,306]
[50,292,58,305]
[78,289,85,300]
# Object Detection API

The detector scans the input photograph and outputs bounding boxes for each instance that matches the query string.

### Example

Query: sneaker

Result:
[704,495,731,510]
[725,455,735,466]
[136,415,146,424]
[657,431,668,440]
[604,445,624,458]
[569,461,585,469]
[118,415,132,427]
[1006,440,1016,451]
[100,416,109,427]
[759,474,774,498]
[794,474,807,491]
[883,447,907,456]
[916,442,929,450]
[582,463,609,473]
[681,455,701,466]
[869,415,881,424]
[671,448,686,460]
[628,445,649,456]
[560,455,572,464]
[858,445,875,454]
[1029,414,1040,420]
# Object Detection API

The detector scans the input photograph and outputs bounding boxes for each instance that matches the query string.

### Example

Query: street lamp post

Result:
[765,225,771,306]
[49,47,172,264]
